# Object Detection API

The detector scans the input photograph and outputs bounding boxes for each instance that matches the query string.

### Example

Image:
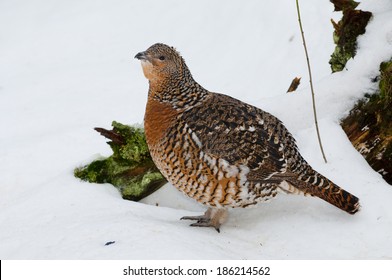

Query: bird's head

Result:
[135,43,187,84]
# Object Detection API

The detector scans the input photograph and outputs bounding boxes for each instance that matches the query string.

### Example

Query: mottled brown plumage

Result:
[135,43,360,232]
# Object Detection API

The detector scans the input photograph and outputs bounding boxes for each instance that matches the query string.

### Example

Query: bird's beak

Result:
[135,51,147,61]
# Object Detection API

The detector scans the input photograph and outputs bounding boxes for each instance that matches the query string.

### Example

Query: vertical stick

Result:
[296,0,328,163]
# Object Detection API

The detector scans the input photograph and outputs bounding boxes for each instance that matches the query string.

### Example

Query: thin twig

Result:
[295,0,328,163]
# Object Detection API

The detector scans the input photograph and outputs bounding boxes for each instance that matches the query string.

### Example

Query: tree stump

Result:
[341,60,392,185]
[329,0,372,72]
[74,121,167,201]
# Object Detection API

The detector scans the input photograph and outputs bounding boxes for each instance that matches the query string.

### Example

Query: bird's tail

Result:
[283,171,360,214]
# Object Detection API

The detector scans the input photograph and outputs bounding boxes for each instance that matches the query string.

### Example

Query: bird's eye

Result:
[159,56,165,61]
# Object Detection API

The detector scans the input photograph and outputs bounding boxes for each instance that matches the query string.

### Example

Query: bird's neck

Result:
[147,69,209,110]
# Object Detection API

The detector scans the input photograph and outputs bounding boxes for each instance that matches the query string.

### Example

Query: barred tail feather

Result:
[286,172,360,214]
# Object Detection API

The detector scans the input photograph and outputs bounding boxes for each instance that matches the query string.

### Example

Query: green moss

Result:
[74,122,167,201]
[74,159,107,183]
[329,1,372,72]
[109,121,150,162]
[121,172,166,201]
[330,46,354,73]
[379,61,392,106]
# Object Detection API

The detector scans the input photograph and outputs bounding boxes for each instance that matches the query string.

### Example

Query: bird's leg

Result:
[181,208,228,232]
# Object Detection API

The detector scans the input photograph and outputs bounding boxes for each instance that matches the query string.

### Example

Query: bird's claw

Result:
[180,208,227,233]
[180,215,209,222]
[189,221,220,233]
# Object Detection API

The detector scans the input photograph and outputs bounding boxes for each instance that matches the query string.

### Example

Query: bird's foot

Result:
[181,208,228,233]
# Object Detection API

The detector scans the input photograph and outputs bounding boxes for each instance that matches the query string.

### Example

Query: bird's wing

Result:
[181,93,297,180]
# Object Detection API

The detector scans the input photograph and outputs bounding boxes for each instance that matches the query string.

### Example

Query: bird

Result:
[134,43,360,232]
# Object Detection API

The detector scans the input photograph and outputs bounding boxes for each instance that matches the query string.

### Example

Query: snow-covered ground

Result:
[1,0,392,259]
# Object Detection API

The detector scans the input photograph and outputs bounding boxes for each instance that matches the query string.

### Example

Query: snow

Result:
[1,0,392,259]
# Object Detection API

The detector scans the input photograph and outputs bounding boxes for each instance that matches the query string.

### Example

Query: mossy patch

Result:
[329,0,372,72]
[341,59,392,184]
[74,121,167,201]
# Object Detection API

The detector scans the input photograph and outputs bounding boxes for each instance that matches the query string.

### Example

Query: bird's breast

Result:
[144,96,178,150]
